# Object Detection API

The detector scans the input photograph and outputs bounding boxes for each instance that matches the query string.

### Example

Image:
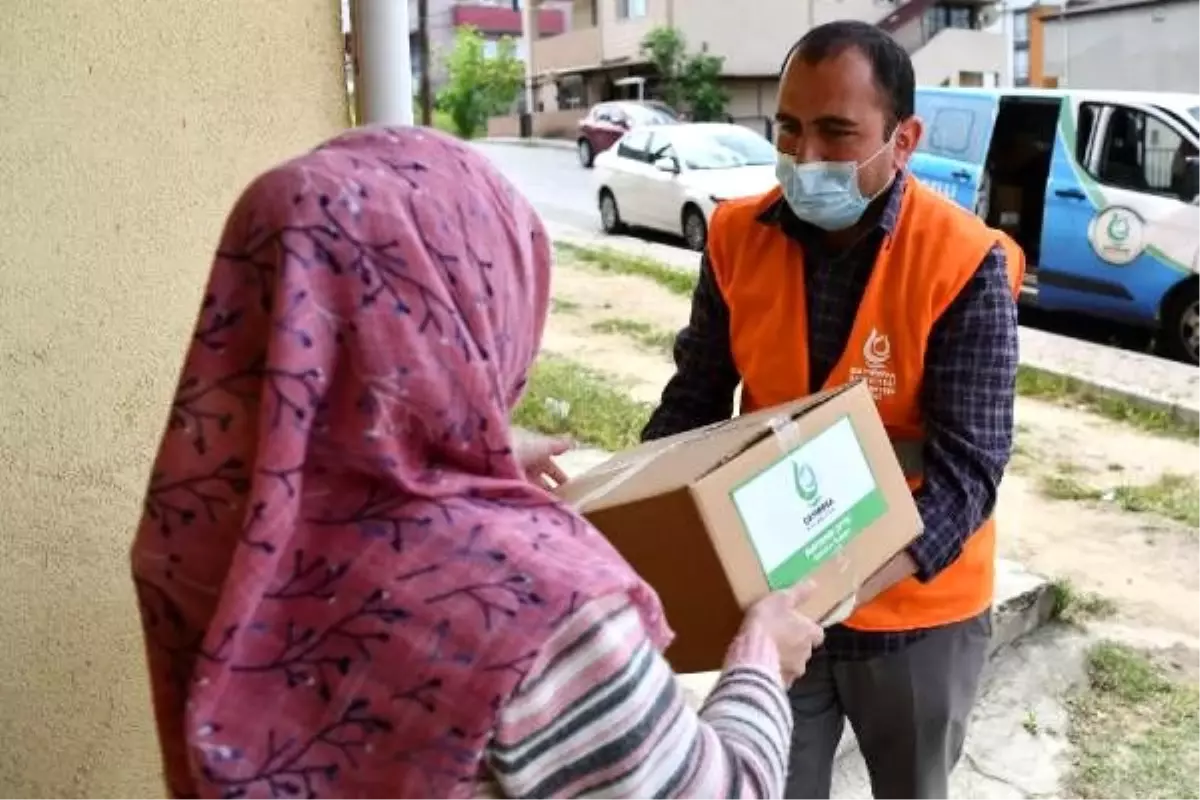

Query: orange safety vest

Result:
[708,179,1016,632]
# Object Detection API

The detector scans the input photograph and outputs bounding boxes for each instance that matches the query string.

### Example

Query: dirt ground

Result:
[547,259,1200,647]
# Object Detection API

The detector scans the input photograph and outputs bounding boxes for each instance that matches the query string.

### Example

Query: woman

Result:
[131,126,824,799]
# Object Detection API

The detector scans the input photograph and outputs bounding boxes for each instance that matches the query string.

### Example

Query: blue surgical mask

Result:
[774,139,894,231]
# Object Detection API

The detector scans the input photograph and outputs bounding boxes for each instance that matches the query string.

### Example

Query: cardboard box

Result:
[555,381,922,673]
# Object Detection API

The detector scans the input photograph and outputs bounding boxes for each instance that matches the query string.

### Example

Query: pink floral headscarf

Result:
[131,127,670,798]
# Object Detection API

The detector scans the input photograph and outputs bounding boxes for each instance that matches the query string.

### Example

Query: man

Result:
[641,20,1021,800]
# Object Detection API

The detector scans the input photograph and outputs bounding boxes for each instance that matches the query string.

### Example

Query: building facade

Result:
[1039,0,1200,92]
[517,0,1009,137]
[409,0,569,89]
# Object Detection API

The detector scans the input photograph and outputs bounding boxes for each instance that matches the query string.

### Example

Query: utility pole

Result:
[417,0,433,125]
[519,0,536,137]
[353,0,414,125]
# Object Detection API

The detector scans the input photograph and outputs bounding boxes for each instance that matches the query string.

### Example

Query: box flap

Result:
[555,383,858,512]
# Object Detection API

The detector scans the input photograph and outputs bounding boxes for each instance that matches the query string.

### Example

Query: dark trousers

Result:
[784,612,991,799]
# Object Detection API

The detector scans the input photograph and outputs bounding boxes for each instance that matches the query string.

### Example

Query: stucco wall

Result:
[0,1,346,796]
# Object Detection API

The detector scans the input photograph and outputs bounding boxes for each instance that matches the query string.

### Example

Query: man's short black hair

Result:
[780,21,915,127]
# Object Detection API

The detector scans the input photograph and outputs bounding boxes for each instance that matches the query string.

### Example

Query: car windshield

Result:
[624,104,679,125]
[670,127,777,170]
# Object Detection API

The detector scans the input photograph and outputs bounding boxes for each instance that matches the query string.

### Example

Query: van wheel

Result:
[682,205,707,251]
[599,189,624,234]
[1161,278,1200,364]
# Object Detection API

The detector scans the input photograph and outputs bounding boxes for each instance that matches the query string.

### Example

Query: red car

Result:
[576,101,680,168]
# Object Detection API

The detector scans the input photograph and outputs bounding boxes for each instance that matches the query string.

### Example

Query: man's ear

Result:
[893,116,924,170]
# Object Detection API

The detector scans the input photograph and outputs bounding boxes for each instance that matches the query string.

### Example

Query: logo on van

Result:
[1088,206,1146,266]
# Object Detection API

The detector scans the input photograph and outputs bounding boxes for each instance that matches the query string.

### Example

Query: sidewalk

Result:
[544,219,1200,425]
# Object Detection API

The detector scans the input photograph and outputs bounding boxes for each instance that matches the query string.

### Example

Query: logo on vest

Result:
[849,328,897,400]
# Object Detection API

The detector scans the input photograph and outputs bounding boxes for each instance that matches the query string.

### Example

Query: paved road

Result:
[475,141,1191,365]
[474,142,602,231]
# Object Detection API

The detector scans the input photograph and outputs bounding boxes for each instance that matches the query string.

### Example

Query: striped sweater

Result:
[480,593,793,799]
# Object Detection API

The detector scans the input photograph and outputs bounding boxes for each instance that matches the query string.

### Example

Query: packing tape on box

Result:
[568,441,684,511]
[765,413,863,629]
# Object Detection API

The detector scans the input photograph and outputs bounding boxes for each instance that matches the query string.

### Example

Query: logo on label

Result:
[793,461,834,527]
[1087,206,1146,266]
[793,462,819,504]
[848,327,897,400]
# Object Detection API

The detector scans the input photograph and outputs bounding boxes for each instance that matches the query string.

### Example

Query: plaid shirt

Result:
[641,174,1018,661]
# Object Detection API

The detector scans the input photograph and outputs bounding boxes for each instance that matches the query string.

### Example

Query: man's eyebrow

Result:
[774,111,800,124]
[813,115,858,129]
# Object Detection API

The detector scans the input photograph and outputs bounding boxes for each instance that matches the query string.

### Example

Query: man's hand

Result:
[511,427,573,489]
[855,550,918,608]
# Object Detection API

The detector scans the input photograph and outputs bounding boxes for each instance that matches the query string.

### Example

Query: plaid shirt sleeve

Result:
[641,253,742,442]
[908,243,1019,582]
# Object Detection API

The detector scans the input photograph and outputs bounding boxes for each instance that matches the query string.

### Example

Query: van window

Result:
[1076,103,1098,163]
[915,96,991,164]
[1087,102,1198,201]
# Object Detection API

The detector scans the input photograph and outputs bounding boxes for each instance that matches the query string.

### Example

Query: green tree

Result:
[639,26,728,122]
[437,26,525,138]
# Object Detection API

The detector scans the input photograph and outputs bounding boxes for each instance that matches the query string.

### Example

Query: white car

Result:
[593,122,780,251]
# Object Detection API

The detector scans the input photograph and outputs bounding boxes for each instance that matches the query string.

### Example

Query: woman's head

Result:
[205,126,551,482]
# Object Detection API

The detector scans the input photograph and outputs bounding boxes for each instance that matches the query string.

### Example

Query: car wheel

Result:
[599,189,624,234]
[682,205,707,252]
[578,139,594,169]
[1160,278,1199,365]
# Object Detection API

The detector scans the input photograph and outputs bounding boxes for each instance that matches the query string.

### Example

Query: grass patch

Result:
[1039,474,1104,502]
[1039,472,1199,527]
[1112,473,1200,527]
[551,297,581,314]
[1068,641,1199,799]
[512,355,651,452]
[1016,365,1198,440]
[1049,578,1118,624]
[555,242,698,298]
[590,318,676,356]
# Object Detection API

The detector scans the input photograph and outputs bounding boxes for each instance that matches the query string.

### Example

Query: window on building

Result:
[1013,47,1030,85]
[1084,103,1199,201]
[617,0,647,20]
[924,3,980,37]
[1013,10,1030,45]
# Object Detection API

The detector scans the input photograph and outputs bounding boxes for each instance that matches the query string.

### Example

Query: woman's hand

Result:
[742,582,826,686]
[511,427,573,489]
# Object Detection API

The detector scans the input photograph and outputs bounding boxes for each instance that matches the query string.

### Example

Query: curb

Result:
[482,136,575,151]
[1018,359,1200,430]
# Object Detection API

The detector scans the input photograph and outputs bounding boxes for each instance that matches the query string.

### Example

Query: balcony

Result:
[533,26,603,74]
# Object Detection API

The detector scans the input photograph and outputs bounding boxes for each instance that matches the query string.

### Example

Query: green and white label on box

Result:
[730,416,888,590]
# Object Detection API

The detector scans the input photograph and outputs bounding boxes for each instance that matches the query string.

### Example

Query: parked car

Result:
[576,101,680,168]
[594,122,779,251]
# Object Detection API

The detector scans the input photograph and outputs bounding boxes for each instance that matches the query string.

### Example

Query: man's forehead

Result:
[778,48,883,119]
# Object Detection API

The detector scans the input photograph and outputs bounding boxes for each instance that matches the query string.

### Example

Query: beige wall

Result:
[599,0,671,62]
[676,0,891,76]
[0,1,346,796]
